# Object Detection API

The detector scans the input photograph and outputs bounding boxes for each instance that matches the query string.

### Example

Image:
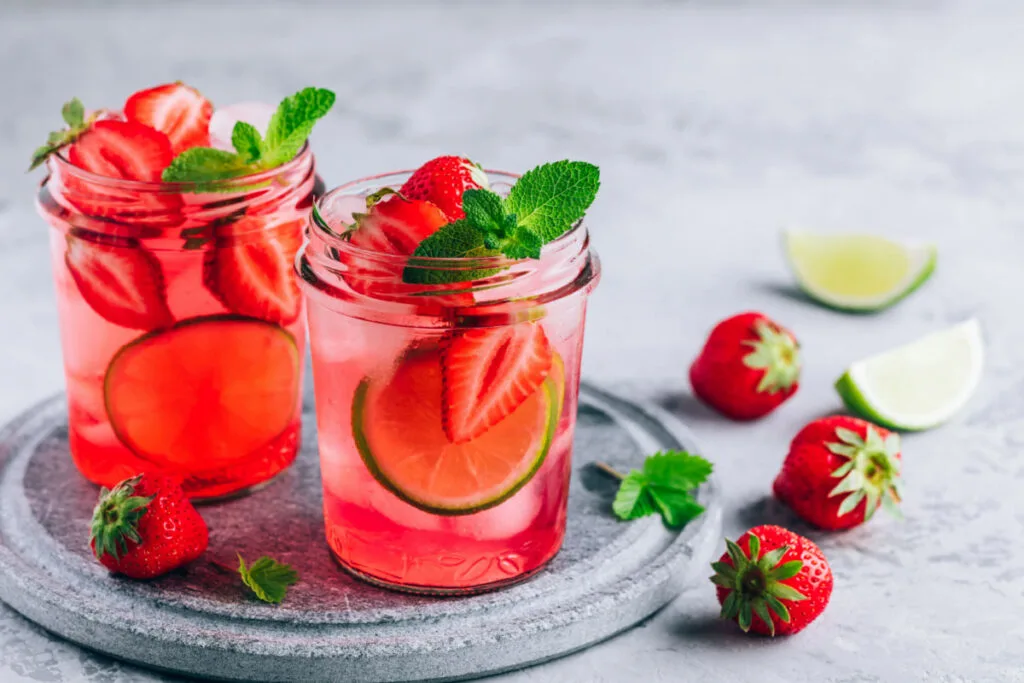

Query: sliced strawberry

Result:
[399,156,488,220]
[441,323,553,443]
[124,82,213,155]
[344,194,448,298]
[68,120,173,182]
[65,229,174,331]
[203,215,304,325]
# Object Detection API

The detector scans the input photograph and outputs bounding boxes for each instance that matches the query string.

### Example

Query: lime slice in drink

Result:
[105,315,300,468]
[783,231,937,312]
[835,319,983,431]
[352,351,564,515]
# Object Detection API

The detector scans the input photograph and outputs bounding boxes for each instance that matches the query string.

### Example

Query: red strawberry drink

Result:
[34,84,334,499]
[299,160,601,593]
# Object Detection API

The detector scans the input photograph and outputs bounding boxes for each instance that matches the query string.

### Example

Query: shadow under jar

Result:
[37,144,317,500]
[299,171,601,594]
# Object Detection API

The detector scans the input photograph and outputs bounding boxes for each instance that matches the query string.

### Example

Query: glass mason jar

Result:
[36,145,317,500]
[299,171,601,594]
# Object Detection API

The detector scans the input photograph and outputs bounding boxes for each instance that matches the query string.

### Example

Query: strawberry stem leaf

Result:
[89,475,153,561]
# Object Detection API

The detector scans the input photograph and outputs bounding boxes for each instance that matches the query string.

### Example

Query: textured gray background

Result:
[0,1,1022,681]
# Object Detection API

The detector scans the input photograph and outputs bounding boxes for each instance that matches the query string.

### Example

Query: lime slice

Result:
[105,315,300,468]
[835,319,983,431]
[352,350,564,515]
[783,231,937,312]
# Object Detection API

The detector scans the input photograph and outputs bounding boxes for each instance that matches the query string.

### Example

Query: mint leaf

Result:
[162,148,255,183]
[28,98,94,171]
[161,86,334,188]
[261,87,335,167]
[503,160,600,242]
[491,225,542,260]
[62,98,85,128]
[612,473,658,520]
[231,121,263,163]
[237,555,298,604]
[403,220,502,285]
[462,189,509,235]
[610,450,712,528]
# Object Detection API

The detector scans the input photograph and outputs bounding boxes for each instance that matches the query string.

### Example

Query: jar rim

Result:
[49,141,313,194]
[310,169,588,270]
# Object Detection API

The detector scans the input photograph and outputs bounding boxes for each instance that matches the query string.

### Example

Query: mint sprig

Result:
[236,554,298,604]
[401,159,599,285]
[602,450,713,528]
[161,86,335,187]
[28,97,97,171]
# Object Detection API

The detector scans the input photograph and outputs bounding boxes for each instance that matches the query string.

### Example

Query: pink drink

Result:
[37,147,315,499]
[299,171,600,593]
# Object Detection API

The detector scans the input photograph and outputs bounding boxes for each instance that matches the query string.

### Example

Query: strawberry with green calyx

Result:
[399,155,489,220]
[711,525,833,636]
[689,311,801,420]
[161,86,335,187]
[601,450,714,528]
[774,415,903,530]
[403,159,600,285]
[90,473,208,579]
[28,98,101,171]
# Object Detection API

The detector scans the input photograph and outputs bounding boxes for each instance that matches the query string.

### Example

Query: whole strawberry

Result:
[89,473,208,579]
[774,416,903,530]
[399,155,488,220]
[711,525,833,636]
[689,312,801,420]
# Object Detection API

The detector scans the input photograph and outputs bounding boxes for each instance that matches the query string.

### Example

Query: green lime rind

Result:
[833,371,918,432]
[784,234,937,314]
[351,371,560,517]
[104,314,299,459]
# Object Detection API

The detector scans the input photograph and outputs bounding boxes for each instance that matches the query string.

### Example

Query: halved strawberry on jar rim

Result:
[64,119,182,227]
[124,82,213,156]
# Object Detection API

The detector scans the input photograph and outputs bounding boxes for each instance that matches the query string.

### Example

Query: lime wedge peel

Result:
[835,319,984,431]
[783,231,937,312]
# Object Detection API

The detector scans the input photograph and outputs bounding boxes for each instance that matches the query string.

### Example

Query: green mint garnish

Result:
[236,554,298,604]
[401,159,600,285]
[402,220,502,285]
[28,97,97,171]
[604,450,713,528]
[161,86,335,187]
[503,160,601,242]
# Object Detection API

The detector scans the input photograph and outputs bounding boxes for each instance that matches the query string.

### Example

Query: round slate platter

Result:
[0,383,722,683]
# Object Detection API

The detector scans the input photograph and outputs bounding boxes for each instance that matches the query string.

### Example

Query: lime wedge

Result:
[835,319,983,431]
[783,231,937,312]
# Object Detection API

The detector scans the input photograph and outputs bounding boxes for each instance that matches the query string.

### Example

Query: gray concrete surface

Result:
[0,1,1022,681]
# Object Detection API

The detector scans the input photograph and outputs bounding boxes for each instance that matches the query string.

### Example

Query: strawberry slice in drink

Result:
[344,194,449,300]
[441,323,554,443]
[124,82,213,155]
[65,229,174,331]
[65,119,181,225]
[352,342,564,515]
[203,215,305,325]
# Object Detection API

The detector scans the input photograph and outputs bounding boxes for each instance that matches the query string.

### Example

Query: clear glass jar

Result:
[299,171,601,594]
[36,145,316,500]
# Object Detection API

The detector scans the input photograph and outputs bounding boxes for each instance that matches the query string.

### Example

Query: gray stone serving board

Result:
[0,383,722,683]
